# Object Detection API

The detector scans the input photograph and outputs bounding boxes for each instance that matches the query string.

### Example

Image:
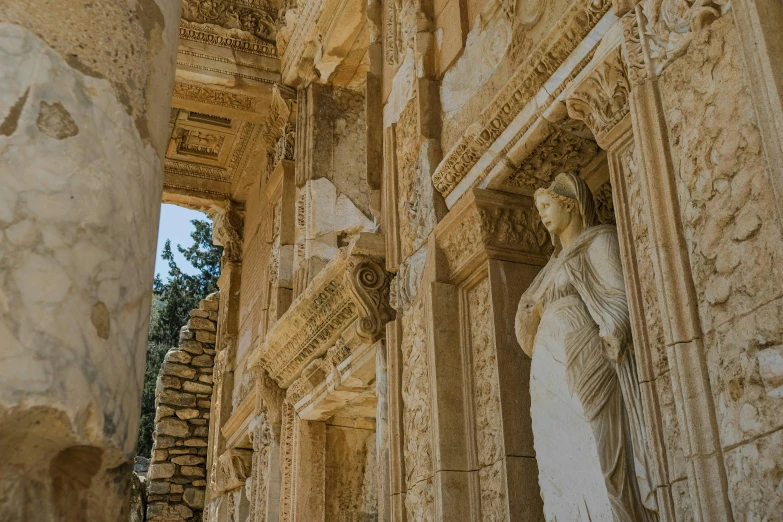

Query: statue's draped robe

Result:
[517,225,658,522]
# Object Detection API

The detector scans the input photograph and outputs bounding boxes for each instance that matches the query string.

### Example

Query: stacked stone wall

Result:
[146,292,219,522]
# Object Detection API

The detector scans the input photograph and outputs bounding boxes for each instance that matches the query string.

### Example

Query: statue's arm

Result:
[578,231,632,363]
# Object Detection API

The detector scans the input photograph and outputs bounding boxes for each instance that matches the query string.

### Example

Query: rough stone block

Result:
[189,309,210,318]
[188,317,216,332]
[192,480,206,487]
[148,463,176,480]
[190,354,214,367]
[147,481,169,495]
[201,293,219,310]
[193,427,208,437]
[198,400,212,408]
[179,339,204,355]
[157,418,190,437]
[181,466,206,477]
[171,455,205,466]
[165,350,192,364]
[189,418,207,426]
[170,484,184,494]
[184,439,208,447]
[158,375,181,390]
[160,363,197,379]
[182,381,212,394]
[183,488,205,509]
[155,405,175,420]
[198,374,213,384]
[195,330,216,343]
[154,436,175,449]
[175,408,200,420]
[152,450,168,462]
[158,390,196,408]
[179,326,193,341]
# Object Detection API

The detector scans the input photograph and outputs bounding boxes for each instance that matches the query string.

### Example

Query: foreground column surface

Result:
[0,2,179,520]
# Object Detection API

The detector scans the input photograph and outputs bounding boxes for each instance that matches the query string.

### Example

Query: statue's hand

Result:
[515,301,541,359]
[601,332,625,363]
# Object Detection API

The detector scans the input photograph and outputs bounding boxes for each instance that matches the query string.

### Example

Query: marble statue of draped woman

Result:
[516,172,659,522]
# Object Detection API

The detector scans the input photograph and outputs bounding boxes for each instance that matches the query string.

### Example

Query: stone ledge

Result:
[248,233,392,388]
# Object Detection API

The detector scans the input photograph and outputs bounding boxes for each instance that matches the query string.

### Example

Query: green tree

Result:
[136,218,222,457]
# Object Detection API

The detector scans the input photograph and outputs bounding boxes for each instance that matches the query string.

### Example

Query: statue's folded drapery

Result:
[517,225,658,522]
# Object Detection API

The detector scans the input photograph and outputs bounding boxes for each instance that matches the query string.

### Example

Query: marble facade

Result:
[2,1,783,521]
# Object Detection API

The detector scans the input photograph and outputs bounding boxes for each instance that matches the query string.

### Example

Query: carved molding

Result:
[210,202,245,263]
[621,0,731,85]
[500,128,601,193]
[173,81,268,113]
[566,46,631,149]
[436,190,552,279]
[435,189,552,279]
[249,234,391,387]
[255,368,286,427]
[431,0,612,198]
[216,448,253,492]
[181,0,278,41]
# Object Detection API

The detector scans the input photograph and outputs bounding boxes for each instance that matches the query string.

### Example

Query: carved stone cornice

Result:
[210,201,245,263]
[435,189,552,280]
[498,125,601,193]
[431,0,613,199]
[181,0,278,47]
[248,233,392,387]
[216,448,253,492]
[566,46,631,149]
[621,0,731,85]
[254,368,285,426]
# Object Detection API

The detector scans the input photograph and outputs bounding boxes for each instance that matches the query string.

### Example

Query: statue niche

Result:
[515,172,658,522]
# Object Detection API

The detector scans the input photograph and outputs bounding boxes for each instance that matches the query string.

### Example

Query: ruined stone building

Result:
[2,0,783,521]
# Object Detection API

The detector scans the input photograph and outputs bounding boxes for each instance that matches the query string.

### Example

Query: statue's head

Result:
[534,172,598,252]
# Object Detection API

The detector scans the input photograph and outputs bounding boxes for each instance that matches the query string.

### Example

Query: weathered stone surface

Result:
[149,463,176,480]
[158,390,197,408]
[160,362,197,380]
[182,381,213,394]
[188,317,216,331]
[190,354,214,368]
[183,488,205,509]
[172,455,206,466]
[157,418,190,438]
[175,409,200,420]
[195,330,216,343]
[165,350,192,365]
[181,466,206,477]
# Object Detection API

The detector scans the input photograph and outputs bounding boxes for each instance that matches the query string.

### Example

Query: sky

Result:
[154,204,210,279]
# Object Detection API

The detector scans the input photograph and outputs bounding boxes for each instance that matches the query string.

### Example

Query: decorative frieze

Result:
[181,0,278,41]
[566,46,631,149]
[500,127,600,194]
[431,0,613,198]
[435,190,552,280]
[248,234,392,387]
[621,0,731,85]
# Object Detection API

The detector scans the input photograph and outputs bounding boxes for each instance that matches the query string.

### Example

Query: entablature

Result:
[247,233,392,387]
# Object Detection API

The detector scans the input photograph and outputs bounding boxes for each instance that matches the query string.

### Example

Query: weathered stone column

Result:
[0,2,179,521]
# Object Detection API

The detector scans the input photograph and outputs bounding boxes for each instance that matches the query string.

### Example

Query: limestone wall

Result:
[147,293,219,522]
[659,14,783,521]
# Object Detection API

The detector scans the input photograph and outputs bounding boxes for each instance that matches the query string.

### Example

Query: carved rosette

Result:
[566,46,631,149]
[346,259,394,343]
